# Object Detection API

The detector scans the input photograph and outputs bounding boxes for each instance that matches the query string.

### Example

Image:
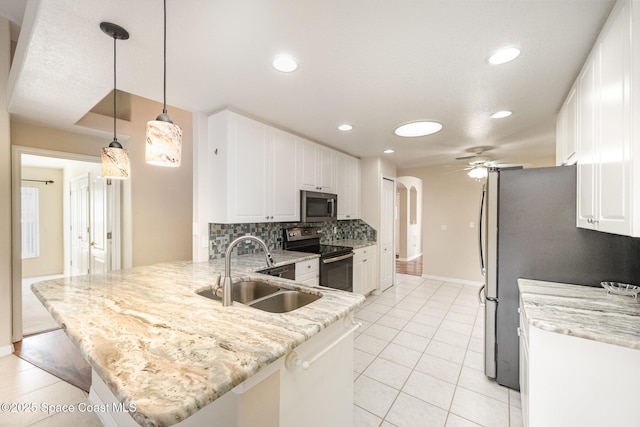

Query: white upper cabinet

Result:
[298,139,334,192]
[334,152,361,220]
[207,110,360,224]
[208,111,299,223]
[567,0,637,236]
[556,85,578,166]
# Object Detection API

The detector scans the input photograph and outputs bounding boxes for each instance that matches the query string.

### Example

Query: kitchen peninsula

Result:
[31,260,365,427]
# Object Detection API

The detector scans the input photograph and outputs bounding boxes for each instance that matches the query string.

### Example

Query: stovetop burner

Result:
[282,227,353,258]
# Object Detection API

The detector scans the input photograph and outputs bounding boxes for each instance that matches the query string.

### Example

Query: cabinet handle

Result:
[285,320,361,370]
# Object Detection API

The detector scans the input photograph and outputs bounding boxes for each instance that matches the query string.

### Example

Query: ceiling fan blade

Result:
[455,154,476,160]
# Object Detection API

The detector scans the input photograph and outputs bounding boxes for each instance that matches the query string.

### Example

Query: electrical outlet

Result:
[333,226,337,234]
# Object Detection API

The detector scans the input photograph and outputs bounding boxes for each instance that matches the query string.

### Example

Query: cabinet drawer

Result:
[295,259,319,276]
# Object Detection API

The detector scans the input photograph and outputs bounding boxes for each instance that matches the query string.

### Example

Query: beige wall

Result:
[21,167,64,277]
[1,18,13,354]
[399,156,555,284]
[12,94,193,267]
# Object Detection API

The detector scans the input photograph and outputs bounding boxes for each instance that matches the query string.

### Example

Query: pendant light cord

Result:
[113,35,117,141]
[162,0,167,115]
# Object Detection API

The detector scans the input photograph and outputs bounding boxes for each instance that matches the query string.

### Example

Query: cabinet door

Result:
[596,2,631,235]
[334,154,347,219]
[229,114,269,222]
[298,139,318,191]
[576,57,598,229]
[316,147,334,191]
[268,128,299,222]
[345,156,360,219]
[352,257,364,294]
[556,86,578,166]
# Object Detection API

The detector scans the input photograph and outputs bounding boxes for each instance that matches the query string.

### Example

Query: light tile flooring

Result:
[2,273,521,426]
[22,275,62,336]
[0,354,101,427]
[353,273,522,427]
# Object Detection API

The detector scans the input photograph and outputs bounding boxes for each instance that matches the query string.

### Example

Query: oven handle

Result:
[322,252,354,264]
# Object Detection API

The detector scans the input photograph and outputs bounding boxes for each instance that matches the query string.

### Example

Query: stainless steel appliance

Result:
[479,165,640,390]
[300,190,337,222]
[257,263,295,280]
[283,226,354,291]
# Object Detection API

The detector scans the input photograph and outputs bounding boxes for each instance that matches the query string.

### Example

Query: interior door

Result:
[70,174,90,275]
[90,175,109,275]
[380,178,395,291]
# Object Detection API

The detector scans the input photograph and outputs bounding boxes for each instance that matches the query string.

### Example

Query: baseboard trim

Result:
[422,275,483,287]
[0,344,15,357]
[396,253,423,262]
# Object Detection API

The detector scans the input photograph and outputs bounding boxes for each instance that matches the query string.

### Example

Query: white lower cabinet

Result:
[90,317,356,427]
[295,258,319,286]
[519,300,640,427]
[353,245,377,295]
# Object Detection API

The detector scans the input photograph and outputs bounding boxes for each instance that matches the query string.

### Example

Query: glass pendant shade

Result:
[467,166,488,180]
[102,142,130,179]
[145,119,182,167]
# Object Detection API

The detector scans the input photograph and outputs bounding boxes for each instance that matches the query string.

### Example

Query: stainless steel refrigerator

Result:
[480,165,640,390]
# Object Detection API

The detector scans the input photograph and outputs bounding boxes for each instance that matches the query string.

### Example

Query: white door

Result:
[70,174,90,275]
[70,173,119,275]
[90,175,109,275]
[380,178,395,291]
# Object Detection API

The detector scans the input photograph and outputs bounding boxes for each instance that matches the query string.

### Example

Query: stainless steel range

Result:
[283,226,354,292]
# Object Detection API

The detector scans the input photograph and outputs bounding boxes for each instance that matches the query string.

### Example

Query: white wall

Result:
[396,176,422,261]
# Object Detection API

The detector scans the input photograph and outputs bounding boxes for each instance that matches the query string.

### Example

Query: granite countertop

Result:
[31,259,364,427]
[325,239,376,249]
[214,249,319,270]
[518,278,640,350]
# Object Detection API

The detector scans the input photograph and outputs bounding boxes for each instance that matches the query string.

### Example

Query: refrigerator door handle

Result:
[478,183,486,277]
[478,285,486,306]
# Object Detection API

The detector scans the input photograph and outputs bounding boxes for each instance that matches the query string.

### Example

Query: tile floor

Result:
[22,275,62,336]
[2,273,521,426]
[353,273,522,427]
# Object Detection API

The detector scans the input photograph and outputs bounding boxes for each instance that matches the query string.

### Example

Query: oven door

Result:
[320,252,354,292]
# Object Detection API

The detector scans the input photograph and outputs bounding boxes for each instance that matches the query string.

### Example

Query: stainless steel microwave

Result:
[300,190,337,222]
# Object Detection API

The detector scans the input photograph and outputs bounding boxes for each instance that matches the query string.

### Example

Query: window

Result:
[21,186,40,259]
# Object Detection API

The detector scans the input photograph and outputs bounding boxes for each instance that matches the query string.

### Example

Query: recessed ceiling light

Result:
[394,121,443,137]
[383,149,395,154]
[272,54,298,72]
[491,110,512,119]
[488,47,520,65]
[338,124,353,131]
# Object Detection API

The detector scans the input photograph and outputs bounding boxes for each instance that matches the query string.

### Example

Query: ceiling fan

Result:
[453,146,523,179]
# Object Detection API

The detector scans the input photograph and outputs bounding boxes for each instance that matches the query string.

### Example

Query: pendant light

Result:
[100,22,130,179]
[146,0,182,167]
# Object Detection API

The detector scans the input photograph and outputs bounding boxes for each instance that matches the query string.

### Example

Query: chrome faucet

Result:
[219,236,274,306]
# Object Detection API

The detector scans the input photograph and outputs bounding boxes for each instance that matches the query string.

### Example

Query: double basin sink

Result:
[197,280,321,313]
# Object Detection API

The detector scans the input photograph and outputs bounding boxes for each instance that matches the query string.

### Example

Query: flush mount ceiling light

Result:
[273,54,298,72]
[146,0,182,167]
[100,22,130,180]
[491,110,512,119]
[338,124,353,131]
[394,121,443,137]
[488,47,520,65]
[383,149,395,154]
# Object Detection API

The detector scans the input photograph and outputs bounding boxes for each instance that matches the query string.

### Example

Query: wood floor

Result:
[395,255,423,276]
[14,329,92,393]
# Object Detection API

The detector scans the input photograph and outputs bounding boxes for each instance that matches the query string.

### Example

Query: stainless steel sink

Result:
[197,281,322,313]
[197,280,280,303]
[248,291,321,313]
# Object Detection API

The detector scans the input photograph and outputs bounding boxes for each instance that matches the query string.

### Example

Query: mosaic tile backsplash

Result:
[209,219,377,259]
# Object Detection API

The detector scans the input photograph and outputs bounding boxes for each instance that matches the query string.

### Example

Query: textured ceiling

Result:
[4,0,615,168]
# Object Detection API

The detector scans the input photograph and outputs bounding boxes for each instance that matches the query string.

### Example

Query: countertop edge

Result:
[518,278,640,351]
